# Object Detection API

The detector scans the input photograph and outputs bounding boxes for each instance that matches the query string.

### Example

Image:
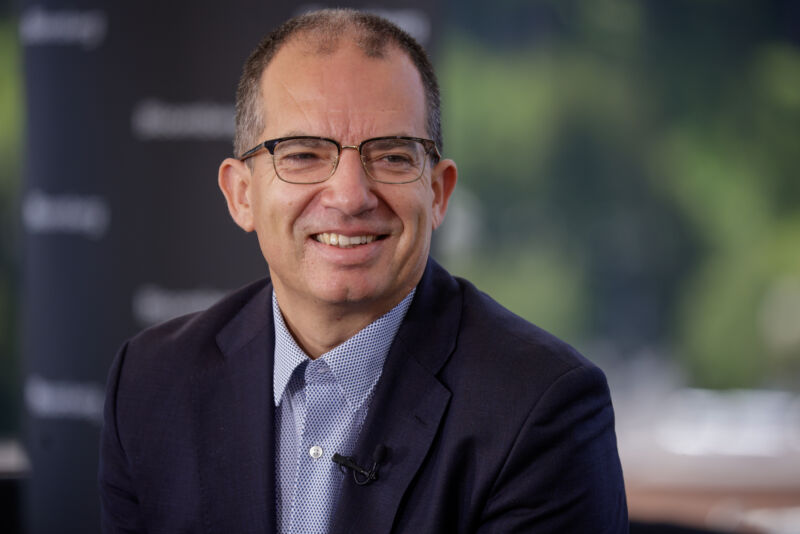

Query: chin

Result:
[314,283,381,306]
[308,275,394,307]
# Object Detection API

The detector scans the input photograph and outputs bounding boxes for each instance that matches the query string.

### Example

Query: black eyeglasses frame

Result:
[237,135,441,184]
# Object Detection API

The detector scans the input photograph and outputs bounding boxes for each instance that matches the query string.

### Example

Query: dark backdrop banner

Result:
[19,2,441,532]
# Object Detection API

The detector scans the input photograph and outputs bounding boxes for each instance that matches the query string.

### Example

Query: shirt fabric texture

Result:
[272,289,415,534]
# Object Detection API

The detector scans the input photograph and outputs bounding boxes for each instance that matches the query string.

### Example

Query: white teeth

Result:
[315,233,377,248]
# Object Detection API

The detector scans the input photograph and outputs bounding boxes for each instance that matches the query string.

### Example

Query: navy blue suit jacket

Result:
[99,259,628,533]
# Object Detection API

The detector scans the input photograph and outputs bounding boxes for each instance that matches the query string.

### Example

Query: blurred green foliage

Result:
[0,17,22,433]
[438,0,800,389]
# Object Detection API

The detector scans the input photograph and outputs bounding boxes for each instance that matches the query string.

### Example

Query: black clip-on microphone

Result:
[332,444,386,486]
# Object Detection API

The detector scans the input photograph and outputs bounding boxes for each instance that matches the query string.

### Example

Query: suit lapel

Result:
[332,260,462,534]
[193,282,276,534]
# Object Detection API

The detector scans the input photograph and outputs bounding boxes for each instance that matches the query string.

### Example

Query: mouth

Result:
[313,232,387,248]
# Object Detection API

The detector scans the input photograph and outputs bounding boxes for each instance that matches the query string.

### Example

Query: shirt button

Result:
[309,445,323,459]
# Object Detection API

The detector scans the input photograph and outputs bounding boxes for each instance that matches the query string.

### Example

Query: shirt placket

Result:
[289,359,347,534]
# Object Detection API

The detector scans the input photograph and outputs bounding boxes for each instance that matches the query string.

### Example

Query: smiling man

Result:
[99,9,628,534]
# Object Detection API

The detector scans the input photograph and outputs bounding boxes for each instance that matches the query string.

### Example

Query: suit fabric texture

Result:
[99,259,629,533]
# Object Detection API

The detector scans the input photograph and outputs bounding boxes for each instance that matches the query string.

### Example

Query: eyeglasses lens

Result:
[362,139,426,184]
[273,138,338,184]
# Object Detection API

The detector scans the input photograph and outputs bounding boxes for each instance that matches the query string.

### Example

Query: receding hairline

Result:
[254,29,423,120]
[279,26,398,59]
[260,29,426,95]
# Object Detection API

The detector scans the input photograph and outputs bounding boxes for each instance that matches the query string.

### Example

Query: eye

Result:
[283,151,322,162]
[364,139,423,163]
[378,152,415,166]
[274,139,336,169]
[277,151,328,171]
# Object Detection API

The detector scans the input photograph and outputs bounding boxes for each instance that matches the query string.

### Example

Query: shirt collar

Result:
[272,289,415,409]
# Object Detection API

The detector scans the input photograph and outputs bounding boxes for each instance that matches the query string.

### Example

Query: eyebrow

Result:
[275,131,417,141]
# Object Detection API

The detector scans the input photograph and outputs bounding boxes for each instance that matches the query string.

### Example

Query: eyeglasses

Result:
[238,135,441,184]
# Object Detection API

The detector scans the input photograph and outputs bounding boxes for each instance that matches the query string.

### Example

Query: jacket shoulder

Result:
[128,278,269,354]
[454,275,592,374]
[117,277,271,383]
[438,273,610,421]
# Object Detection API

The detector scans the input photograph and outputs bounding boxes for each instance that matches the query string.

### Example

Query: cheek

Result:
[411,188,435,228]
[255,185,309,234]
[394,191,434,243]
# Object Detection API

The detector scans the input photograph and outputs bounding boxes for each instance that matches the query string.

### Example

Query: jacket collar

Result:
[331,258,462,534]
[194,280,277,534]
[191,258,461,534]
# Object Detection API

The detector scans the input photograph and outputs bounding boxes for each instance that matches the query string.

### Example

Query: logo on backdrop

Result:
[19,6,108,49]
[22,189,110,239]
[131,100,235,141]
[132,284,227,326]
[25,375,105,425]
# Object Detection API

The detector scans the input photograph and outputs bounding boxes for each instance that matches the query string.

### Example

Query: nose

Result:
[320,146,378,216]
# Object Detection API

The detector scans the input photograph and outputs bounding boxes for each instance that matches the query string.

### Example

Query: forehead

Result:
[258,38,427,139]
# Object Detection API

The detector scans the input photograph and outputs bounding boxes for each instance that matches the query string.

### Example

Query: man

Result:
[99,8,627,534]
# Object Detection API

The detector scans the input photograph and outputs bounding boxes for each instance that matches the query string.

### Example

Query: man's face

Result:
[230,39,455,317]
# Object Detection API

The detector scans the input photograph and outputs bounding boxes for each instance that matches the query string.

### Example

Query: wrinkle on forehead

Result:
[279,117,414,147]
[273,77,318,134]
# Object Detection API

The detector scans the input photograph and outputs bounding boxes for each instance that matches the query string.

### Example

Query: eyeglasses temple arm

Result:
[238,142,267,161]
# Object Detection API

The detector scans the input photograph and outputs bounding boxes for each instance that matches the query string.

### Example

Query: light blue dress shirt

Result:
[272,289,415,534]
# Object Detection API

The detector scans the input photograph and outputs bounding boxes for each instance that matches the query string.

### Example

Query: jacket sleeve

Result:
[98,341,147,534]
[477,364,629,534]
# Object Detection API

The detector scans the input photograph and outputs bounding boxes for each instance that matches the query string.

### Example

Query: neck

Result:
[273,288,409,360]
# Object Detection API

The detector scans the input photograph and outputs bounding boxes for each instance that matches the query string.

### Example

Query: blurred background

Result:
[1,0,799,532]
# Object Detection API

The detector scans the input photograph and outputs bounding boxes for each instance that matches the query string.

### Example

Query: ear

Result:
[218,157,255,232]
[430,158,458,230]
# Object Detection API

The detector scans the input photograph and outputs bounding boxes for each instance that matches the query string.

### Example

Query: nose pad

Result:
[322,146,377,215]
[339,145,363,169]
[336,146,368,180]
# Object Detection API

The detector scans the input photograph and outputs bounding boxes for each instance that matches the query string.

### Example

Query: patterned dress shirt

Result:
[272,289,415,534]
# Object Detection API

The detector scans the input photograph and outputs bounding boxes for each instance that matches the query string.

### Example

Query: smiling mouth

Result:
[314,232,386,248]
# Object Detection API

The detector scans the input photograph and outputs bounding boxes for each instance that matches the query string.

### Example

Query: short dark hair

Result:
[233,8,442,160]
